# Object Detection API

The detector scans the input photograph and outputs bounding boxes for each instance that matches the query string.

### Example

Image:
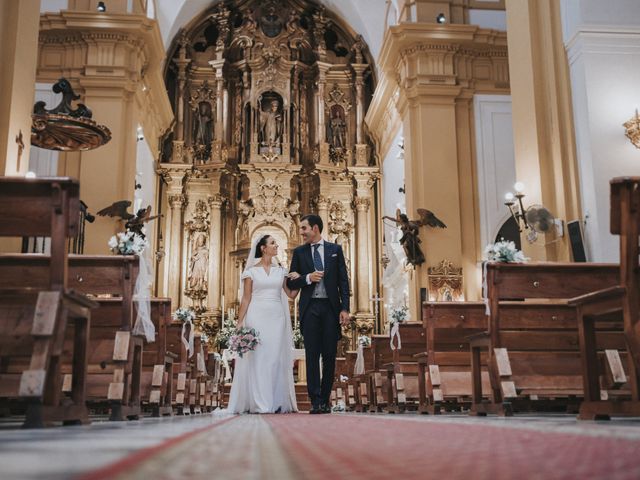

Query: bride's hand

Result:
[287,271,301,280]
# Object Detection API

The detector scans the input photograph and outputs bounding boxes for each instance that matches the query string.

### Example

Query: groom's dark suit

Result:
[287,240,350,409]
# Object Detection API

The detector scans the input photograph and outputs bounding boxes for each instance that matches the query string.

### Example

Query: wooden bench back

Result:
[423,302,487,366]
[372,322,425,367]
[611,177,639,334]
[486,263,619,302]
[0,177,79,290]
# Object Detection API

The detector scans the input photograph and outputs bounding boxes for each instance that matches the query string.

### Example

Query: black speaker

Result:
[567,220,587,262]
[420,287,427,303]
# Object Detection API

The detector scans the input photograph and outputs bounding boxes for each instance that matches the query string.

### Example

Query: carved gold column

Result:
[315,195,329,230]
[172,33,190,162]
[505,0,580,261]
[209,59,226,163]
[354,197,372,314]
[167,193,187,305]
[352,63,369,166]
[208,194,225,315]
[317,62,331,163]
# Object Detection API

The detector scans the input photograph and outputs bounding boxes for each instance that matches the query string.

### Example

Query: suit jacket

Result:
[287,241,350,337]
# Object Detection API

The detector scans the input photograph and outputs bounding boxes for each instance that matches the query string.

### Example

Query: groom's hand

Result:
[309,270,324,283]
[339,310,351,326]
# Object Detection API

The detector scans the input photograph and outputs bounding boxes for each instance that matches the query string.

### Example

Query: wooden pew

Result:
[381,322,426,413]
[470,262,620,416]
[0,177,95,428]
[569,177,640,420]
[416,302,492,414]
[166,320,190,414]
[140,298,173,417]
[0,254,146,421]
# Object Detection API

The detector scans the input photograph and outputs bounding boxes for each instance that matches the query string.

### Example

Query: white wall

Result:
[468,9,506,31]
[561,0,640,262]
[473,94,516,250]
[40,0,68,13]
[28,83,60,177]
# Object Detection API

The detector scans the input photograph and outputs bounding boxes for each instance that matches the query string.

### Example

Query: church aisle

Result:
[2,413,640,479]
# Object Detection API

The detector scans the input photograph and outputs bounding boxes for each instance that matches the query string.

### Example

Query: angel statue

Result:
[97,201,161,238]
[382,208,447,266]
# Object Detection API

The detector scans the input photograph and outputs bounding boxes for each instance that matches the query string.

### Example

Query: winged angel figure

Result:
[97,201,160,238]
[383,209,446,266]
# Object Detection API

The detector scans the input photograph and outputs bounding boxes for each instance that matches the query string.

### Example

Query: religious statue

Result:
[260,99,282,147]
[188,233,209,291]
[194,102,212,145]
[383,208,447,267]
[329,108,346,149]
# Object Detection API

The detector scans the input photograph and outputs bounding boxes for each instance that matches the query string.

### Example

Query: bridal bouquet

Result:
[228,327,261,358]
[484,239,528,263]
[108,229,148,255]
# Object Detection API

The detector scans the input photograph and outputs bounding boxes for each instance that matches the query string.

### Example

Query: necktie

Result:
[313,244,324,271]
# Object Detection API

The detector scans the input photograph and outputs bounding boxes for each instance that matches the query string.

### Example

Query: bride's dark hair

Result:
[254,234,271,258]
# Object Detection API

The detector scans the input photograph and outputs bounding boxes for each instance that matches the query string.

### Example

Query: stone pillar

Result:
[372,22,508,304]
[0,0,40,176]
[167,193,187,306]
[208,194,225,315]
[355,197,372,314]
[505,0,580,261]
[37,12,172,253]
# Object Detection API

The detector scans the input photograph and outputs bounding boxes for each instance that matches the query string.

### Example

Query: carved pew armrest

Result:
[567,285,626,308]
[466,331,490,347]
[413,352,428,364]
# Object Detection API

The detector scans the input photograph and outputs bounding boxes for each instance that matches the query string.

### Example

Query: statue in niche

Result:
[328,106,346,149]
[193,102,212,145]
[260,99,283,147]
[188,233,209,291]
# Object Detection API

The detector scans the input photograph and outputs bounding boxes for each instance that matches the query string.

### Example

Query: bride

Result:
[225,234,299,414]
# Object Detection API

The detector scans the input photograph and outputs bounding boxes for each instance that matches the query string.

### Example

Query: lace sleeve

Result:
[240,269,253,281]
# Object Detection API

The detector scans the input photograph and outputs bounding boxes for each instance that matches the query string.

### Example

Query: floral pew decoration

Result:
[389,305,409,350]
[482,239,528,315]
[354,335,371,375]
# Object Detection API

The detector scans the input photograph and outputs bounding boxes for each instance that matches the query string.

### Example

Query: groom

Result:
[288,214,350,414]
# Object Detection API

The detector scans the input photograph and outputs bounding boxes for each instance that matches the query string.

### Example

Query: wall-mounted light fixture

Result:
[504,182,528,231]
[97,1,106,12]
[436,13,446,24]
[623,109,640,149]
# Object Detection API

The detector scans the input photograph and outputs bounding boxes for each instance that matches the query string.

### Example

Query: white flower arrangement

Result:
[484,239,528,263]
[357,335,371,347]
[108,229,148,255]
[389,305,409,325]
[217,315,238,349]
[173,307,196,323]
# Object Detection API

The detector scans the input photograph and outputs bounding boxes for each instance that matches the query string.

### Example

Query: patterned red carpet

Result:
[82,413,640,480]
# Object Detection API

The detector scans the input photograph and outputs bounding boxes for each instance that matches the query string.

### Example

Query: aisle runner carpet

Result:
[267,415,640,479]
[84,414,640,480]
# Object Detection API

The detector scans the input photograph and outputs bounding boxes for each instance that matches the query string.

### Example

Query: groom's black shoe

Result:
[309,404,322,414]
[320,403,331,414]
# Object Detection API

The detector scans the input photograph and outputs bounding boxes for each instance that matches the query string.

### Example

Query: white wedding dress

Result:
[226,265,298,414]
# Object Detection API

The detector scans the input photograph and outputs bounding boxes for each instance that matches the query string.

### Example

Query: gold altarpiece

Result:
[156,0,381,352]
